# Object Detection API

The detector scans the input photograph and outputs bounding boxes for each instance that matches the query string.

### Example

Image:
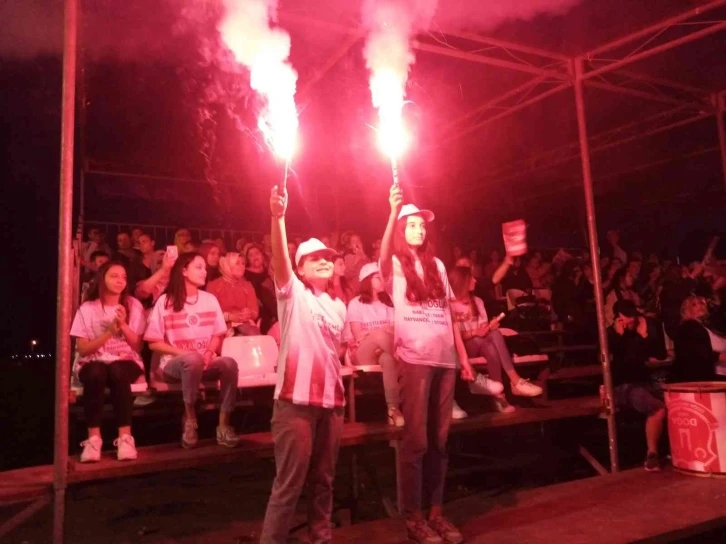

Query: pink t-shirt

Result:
[344,296,394,343]
[144,291,227,371]
[70,297,146,370]
[451,296,489,335]
[384,256,458,369]
[275,275,347,409]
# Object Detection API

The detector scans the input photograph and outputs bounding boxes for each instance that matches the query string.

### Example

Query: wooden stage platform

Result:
[334,468,726,544]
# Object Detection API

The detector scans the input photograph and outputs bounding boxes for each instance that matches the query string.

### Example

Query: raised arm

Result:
[379,184,403,283]
[270,186,293,287]
[491,254,514,286]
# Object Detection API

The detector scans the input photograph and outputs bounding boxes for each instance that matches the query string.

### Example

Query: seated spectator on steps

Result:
[200,241,222,287]
[526,251,552,289]
[331,255,354,305]
[501,256,533,294]
[672,296,726,382]
[608,300,666,472]
[81,250,110,298]
[342,232,370,293]
[145,253,240,450]
[207,252,260,336]
[71,261,146,463]
[82,227,111,272]
[116,232,135,260]
[244,243,279,341]
[604,267,641,327]
[345,263,403,426]
[138,233,164,274]
[174,228,192,254]
[449,266,542,414]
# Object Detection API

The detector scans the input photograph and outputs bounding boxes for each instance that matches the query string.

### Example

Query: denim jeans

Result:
[464,329,514,383]
[398,361,456,516]
[161,352,239,412]
[260,400,345,543]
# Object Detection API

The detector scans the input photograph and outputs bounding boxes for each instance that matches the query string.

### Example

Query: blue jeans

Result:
[464,329,514,383]
[161,352,239,412]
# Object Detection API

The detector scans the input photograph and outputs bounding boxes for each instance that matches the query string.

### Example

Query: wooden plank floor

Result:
[334,468,726,543]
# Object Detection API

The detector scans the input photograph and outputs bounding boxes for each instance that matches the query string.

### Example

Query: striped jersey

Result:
[275,275,347,409]
[145,291,227,371]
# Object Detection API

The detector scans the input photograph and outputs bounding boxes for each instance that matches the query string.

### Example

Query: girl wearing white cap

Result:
[260,187,347,544]
[345,262,403,426]
[380,185,474,544]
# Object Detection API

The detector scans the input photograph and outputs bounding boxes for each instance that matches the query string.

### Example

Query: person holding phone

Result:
[449,266,542,414]
[260,187,347,544]
[379,184,474,544]
[145,252,240,449]
[70,261,146,462]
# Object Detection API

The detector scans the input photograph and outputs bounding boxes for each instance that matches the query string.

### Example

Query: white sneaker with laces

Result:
[511,378,543,397]
[468,374,504,396]
[452,401,468,420]
[387,406,405,427]
[80,435,102,463]
[114,434,138,461]
[494,396,516,413]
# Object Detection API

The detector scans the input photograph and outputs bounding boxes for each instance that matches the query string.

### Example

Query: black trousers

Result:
[78,360,143,428]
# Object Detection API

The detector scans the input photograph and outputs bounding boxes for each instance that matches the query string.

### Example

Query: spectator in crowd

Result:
[659,263,703,339]
[638,263,662,316]
[286,241,297,264]
[138,233,163,274]
[174,229,192,254]
[501,256,533,294]
[608,300,666,472]
[604,268,641,327]
[604,229,628,265]
[450,266,542,412]
[343,232,370,293]
[183,240,199,254]
[483,250,502,281]
[602,257,623,291]
[235,236,248,253]
[244,243,278,334]
[672,296,726,382]
[260,187,347,544]
[82,227,111,271]
[379,185,474,543]
[371,238,383,262]
[214,237,227,255]
[331,255,354,305]
[134,250,176,307]
[116,232,135,260]
[346,262,402,426]
[526,251,552,289]
[262,233,273,260]
[71,261,145,463]
[131,227,144,249]
[552,260,587,328]
[207,252,260,336]
[199,241,222,287]
[145,252,240,449]
[82,250,110,286]
[457,254,513,303]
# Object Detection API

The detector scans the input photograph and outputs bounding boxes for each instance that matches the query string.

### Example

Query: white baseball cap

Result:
[397,203,435,222]
[358,262,380,282]
[295,238,338,267]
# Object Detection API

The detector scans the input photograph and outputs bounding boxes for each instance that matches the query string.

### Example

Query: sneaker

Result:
[406,519,443,544]
[428,516,464,544]
[216,425,241,448]
[114,434,138,461]
[644,452,661,472]
[494,396,516,413]
[468,373,504,396]
[511,378,543,397]
[182,418,198,449]
[387,406,405,427]
[80,435,102,463]
[452,401,468,420]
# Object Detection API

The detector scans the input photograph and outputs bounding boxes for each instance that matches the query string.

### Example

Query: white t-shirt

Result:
[384,255,457,368]
[70,297,146,370]
[275,275,347,409]
[451,296,489,335]
[344,296,394,343]
[144,291,227,371]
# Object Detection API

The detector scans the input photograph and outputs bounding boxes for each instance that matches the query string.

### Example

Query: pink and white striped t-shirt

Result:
[144,291,227,371]
[275,275,347,409]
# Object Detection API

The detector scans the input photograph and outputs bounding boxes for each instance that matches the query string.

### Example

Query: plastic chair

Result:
[222,335,279,387]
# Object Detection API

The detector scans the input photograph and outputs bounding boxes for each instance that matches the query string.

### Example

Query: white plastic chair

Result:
[222,335,279,387]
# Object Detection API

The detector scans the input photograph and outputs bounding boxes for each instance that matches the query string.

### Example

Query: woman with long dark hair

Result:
[145,252,240,449]
[346,262,402,426]
[380,185,475,543]
[260,187,347,543]
[331,255,354,305]
[604,267,641,326]
[199,241,222,287]
[449,266,542,412]
[70,261,146,462]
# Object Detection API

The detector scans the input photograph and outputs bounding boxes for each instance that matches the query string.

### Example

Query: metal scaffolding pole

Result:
[54,0,78,542]
[573,57,619,473]
[716,92,726,189]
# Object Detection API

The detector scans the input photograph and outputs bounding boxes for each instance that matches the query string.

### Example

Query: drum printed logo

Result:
[667,397,719,471]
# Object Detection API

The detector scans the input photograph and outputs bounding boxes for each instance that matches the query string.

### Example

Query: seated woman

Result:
[145,253,240,449]
[342,231,369,293]
[604,267,641,327]
[332,255,354,305]
[243,243,280,342]
[207,252,260,336]
[672,296,726,382]
[449,266,543,413]
[200,241,222,287]
[345,263,403,426]
[70,261,146,463]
